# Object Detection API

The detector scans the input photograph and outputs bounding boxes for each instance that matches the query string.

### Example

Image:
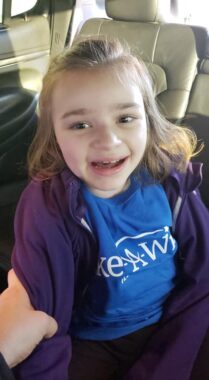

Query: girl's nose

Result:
[92,127,122,149]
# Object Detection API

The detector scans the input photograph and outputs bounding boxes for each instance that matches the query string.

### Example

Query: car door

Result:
[0,0,75,291]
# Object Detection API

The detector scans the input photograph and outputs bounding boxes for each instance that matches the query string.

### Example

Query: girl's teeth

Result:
[92,159,124,168]
[102,160,118,164]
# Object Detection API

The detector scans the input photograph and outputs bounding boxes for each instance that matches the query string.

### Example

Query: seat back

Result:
[78,0,199,120]
[77,0,209,206]
[0,87,38,279]
[185,35,209,207]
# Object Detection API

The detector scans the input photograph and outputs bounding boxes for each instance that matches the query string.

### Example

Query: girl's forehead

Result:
[51,64,145,118]
[54,62,142,92]
[53,67,142,99]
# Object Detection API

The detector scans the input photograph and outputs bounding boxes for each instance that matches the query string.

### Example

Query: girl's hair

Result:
[28,35,199,182]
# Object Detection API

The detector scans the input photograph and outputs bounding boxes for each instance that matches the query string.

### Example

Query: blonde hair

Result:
[28,36,198,182]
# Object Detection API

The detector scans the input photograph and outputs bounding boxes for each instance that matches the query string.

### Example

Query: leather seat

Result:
[77,0,209,206]
[0,88,37,289]
[78,0,200,120]
[185,37,209,207]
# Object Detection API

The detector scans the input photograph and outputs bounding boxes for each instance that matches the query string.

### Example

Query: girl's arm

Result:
[0,270,57,369]
[11,180,75,380]
[125,165,209,380]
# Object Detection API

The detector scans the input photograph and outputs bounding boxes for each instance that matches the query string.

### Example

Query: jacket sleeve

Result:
[168,186,209,308]
[11,182,75,380]
[125,168,209,380]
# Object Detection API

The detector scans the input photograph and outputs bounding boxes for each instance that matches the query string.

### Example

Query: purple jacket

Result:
[12,162,209,380]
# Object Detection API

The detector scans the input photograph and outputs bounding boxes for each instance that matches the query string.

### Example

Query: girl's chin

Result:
[86,180,130,198]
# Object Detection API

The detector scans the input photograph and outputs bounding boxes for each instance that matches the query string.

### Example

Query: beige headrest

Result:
[105,0,171,22]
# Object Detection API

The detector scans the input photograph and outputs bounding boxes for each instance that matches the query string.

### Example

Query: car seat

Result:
[77,0,209,207]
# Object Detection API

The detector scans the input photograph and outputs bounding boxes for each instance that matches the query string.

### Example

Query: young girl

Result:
[11,37,209,380]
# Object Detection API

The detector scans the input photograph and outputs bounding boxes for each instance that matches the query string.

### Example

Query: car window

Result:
[175,0,209,27]
[0,1,2,22]
[0,0,38,22]
[11,0,38,17]
[69,0,107,44]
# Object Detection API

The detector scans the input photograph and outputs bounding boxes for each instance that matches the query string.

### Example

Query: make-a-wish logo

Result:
[96,226,177,282]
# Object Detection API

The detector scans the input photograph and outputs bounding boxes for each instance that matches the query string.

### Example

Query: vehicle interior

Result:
[0,0,209,292]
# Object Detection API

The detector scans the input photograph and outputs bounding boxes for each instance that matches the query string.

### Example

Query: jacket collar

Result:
[167,161,203,195]
[60,161,203,207]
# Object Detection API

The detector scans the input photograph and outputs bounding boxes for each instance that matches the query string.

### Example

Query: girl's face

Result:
[52,67,148,198]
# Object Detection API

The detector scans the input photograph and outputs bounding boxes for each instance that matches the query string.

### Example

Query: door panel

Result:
[0,17,50,60]
[0,0,75,291]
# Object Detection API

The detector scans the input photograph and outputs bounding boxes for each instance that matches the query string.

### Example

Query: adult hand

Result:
[0,270,58,368]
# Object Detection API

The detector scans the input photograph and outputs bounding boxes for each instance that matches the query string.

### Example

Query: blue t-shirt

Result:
[71,177,178,340]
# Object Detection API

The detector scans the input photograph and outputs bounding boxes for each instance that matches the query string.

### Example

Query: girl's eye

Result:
[70,122,90,130]
[119,116,134,123]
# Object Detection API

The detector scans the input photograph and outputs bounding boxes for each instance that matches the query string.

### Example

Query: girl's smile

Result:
[90,156,129,175]
[52,68,148,198]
